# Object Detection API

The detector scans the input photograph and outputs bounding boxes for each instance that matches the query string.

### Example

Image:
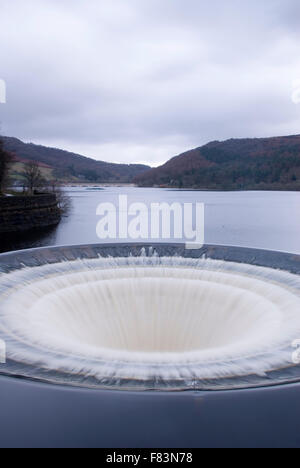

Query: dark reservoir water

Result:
[2,188,300,253]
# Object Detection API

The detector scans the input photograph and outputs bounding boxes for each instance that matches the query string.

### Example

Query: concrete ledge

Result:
[0,242,299,274]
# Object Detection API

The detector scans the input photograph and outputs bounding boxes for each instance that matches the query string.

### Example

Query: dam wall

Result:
[0,194,61,234]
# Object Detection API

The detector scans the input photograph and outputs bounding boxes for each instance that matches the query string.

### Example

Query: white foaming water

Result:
[0,255,300,389]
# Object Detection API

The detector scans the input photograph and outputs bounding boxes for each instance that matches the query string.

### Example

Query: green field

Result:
[9,161,55,185]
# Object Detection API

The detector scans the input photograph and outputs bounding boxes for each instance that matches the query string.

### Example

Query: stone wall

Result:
[0,194,61,234]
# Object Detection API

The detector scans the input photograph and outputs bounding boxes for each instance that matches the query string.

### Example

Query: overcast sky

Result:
[0,0,300,166]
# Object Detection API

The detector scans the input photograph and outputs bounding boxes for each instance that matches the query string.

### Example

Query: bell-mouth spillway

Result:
[0,243,300,391]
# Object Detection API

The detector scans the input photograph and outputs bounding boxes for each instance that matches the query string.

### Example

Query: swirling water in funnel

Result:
[0,253,300,390]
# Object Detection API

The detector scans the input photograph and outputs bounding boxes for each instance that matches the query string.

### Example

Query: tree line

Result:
[1,137,53,195]
[0,138,70,213]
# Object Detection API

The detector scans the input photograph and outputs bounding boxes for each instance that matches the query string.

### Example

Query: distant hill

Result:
[135,135,300,190]
[2,136,150,184]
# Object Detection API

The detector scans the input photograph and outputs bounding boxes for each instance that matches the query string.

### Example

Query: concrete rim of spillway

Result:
[0,243,300,392]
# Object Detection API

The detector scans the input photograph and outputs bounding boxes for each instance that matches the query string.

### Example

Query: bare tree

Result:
[43,179,72,216]
[21,162,71,214]
[0,139,12,194]
[53,185,72,216]
[22,161,45,195]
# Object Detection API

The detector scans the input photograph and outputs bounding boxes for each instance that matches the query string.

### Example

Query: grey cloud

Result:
[0,0,300,165]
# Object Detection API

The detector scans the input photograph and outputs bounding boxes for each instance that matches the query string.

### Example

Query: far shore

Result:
[7,183,300,192]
